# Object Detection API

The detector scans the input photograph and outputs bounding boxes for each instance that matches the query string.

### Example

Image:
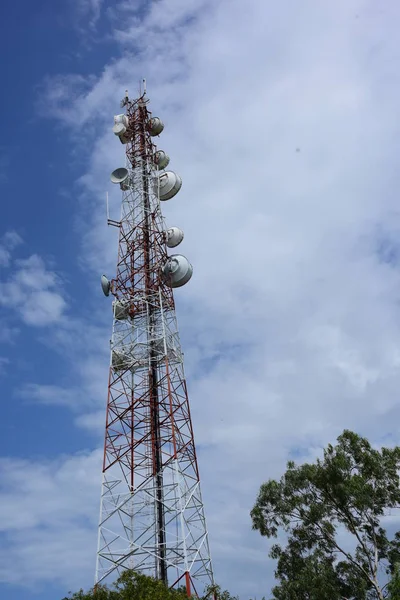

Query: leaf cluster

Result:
[387,562,400,599]
[62,571,240,600]
[63,570,194,600]
[251,430,400,599]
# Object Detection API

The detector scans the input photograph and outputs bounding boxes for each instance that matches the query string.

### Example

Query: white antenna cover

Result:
[112,345,148,372]
[162,255,193,288]
[148,117,164,136]
[166,227,184,248]
[113,299,130,321]
[110,168,129,184]
[113,122,127,136]
[114,114,128,127]
[112,349,133,372]
[154,150,170,170]
[112,116,129,143]
[154,171,182,201]
[101,275,111,296]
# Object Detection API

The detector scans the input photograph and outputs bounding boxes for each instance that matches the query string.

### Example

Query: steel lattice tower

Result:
[95,85,214,597]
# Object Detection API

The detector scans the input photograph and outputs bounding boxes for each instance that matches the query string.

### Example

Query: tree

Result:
[63,570,194,600]
[203,583,239,600]
[267,545,352,599]
[62,570,238,600]
[251,430,400,599]
[387,562,400,599]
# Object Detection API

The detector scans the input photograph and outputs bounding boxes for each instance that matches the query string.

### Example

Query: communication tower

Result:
[95,83,214,597]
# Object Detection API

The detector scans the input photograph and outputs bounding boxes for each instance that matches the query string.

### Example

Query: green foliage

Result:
[268,545,347,600]
[63,570,193,600]
[203,583,239,600]
[251,429,400,599]
[62,570,240,600]
[387,562,400,599]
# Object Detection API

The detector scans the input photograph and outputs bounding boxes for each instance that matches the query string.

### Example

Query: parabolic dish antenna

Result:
[154,171,182,201]
[110,167,129,185]
[101,275,111,297]
[166,227,184,248]
[162,255,193,288]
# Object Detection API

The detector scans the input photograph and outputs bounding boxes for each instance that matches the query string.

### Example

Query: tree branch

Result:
[312,519,377,590]
[318,485,375,578]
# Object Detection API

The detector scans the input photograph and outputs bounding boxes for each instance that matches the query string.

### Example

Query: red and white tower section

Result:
[95,86,214,597]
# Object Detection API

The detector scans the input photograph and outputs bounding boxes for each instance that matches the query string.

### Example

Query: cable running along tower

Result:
[95,84,214,597]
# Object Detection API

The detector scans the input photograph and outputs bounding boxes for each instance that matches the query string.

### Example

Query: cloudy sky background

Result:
[1,0,400,598]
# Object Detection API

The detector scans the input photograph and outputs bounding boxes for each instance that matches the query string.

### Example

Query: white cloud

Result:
[0,451,101,589]
[19,383,85,408]
[73,0,103,31]
[2,231,23,250]
[0,253,67,326]
[0,247,9,267]
[38,73,99,126]
[0,230,22,268]
[18,365,109,430]
[18,0,400,596]
[17,312,110,435]
[74,408,105,434]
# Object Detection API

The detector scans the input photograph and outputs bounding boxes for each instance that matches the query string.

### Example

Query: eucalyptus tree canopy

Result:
[251,430,400,599]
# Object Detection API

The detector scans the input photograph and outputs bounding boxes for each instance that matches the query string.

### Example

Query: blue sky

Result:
[2,0,400,599]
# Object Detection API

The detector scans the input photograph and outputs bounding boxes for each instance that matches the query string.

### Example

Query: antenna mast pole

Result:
[95,88,215,597]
